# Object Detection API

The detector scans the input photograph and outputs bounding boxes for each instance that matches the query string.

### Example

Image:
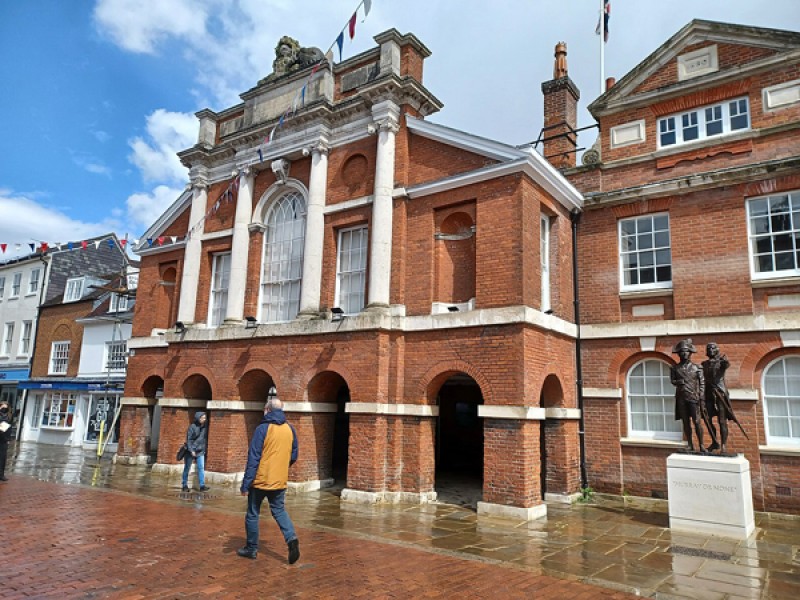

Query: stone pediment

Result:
[589,19,800,117]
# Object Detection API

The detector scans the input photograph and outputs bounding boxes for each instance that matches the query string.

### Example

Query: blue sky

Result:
[1,0,798,259]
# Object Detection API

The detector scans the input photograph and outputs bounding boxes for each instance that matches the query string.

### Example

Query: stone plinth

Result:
[667,453,755,539]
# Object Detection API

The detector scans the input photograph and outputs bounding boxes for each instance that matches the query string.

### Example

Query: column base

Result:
[477,501,547,521]
[296,310,323,321]
[363,303,391,315]
[113,454,153,466]
[544,491,583,504]
[288,478,334,493]
[341,488,438,504]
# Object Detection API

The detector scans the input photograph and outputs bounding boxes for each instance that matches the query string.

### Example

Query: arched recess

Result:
[182,374,212,400]
[141,375,164,450]
[539,374,564,499]
[307,370,351,485]
[238,369,275,403]
[156,265,177,330]
[435,210,476,305]
[430,370,485,509]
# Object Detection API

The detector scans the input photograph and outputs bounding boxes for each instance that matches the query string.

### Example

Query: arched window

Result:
[627,359,681,440]
[763,356,800,446]
[259,190,306,322]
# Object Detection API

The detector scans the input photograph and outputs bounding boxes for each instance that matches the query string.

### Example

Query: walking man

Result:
[182,411,209,492]
[238,398,300,564]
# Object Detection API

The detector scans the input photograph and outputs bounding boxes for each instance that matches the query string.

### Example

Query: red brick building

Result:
[118,20,800,516]
[557,20,800,513]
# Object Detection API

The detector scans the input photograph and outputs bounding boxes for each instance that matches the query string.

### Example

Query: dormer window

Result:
[64,277,84,302]
[658,97,750,149]
[109,293,128,313]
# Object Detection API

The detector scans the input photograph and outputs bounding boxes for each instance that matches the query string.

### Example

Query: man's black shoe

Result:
[288,538,300,564]
[181,485,190,492]
[237,547,257,559]
[199,485,210,492]
[0,477,8,482]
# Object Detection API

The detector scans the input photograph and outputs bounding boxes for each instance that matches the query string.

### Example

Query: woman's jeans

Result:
[245,488,297,549]
[182,453,205,488]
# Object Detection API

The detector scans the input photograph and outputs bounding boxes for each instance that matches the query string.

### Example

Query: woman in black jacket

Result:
[181,411,209,492]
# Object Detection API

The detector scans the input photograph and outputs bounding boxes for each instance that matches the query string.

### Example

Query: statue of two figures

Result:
[670,339,749,455]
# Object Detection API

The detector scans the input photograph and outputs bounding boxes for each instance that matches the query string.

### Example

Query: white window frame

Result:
[105,340,127,372]
[746,191,800,281]
[335,226,368,315]
[85,395,120,443]
[626,359,682,441]
[18,320,32,356]
[1,322,13,356]
[0,276,5,300]
[540,215,551,313]
[10,272,21,298]
[30,394,42,430]
[27,268,41,295]
[64,277,84,302]
[618,213,673,292]
[258,190,307,323]
[109,292,128,313]
[657,96,750,149]
[40,392,77,429]
[762,356,800,447]
[208,252,232,327]
[49,341,70,375]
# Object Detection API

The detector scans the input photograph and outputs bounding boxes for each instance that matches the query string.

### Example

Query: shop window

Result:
[41,392,77,429]
[763,356,800,446]
[627,359,682,440]
[85,396,120,443]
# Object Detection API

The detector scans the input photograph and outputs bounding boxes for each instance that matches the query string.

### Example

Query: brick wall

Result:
[31,300,92,377]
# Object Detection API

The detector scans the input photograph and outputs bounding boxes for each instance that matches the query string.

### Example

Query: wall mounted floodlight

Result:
[245,316,258,329]
[174,321,186,333]
[447,306,459,312]
[331,307,345,322]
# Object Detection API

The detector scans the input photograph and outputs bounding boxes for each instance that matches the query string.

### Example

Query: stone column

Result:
[177,173,208,325]
[367,103,400,311]
[298,140,329,318]
[224,169,254,324]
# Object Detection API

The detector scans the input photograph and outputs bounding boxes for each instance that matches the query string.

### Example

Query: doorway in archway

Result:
[435,373,484,510]
[331,385,350,485]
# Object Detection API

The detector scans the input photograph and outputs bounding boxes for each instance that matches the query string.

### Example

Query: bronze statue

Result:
[670,339,706,452]
[702,342,749,454]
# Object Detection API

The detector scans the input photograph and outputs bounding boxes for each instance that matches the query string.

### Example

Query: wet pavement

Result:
[2,442,799,599]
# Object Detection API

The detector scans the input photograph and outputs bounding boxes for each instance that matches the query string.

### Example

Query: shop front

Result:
[0,367,30,439]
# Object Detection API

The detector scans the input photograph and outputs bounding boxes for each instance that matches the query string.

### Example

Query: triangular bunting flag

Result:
[335,31,344,62]
[107,239,115,248]
[147,238,153,247]
[0,243,6,253]
[364,0,371,18]
[348,12,357,39]
[258,148,264,163]
[67,242,74,251]
[157,236,165,246]
[170,236,177,244]
[120,239,127,248]
[300,85,307,107]
[40,242,48,252]
[94,241,101,249]
[81,241,88,250]
[29,243,35,252]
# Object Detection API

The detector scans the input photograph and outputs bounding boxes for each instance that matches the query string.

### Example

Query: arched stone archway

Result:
[306,371,350,486]
[431,371,484,509]
[539,374,578,500]
[238,369,275,403]
[141,375,165,453]
[182,374,212,400]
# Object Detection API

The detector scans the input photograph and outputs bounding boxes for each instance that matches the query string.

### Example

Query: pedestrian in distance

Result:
[0,402,11,481]
[238,398,300,564]
[182,411,209,492]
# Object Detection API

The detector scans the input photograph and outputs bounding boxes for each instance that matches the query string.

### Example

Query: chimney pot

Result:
[605,77,616,91]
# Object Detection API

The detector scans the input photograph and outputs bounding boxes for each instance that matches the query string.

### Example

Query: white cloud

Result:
[93,130,111,143]
[93,0,209,54]
[126,184,185,232]
[0,189,120,258]
[128,109,196,184]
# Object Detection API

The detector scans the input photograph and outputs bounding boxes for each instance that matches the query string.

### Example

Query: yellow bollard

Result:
[97,421,105,457]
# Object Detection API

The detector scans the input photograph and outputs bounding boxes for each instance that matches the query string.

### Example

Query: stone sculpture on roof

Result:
[260,35,325,84]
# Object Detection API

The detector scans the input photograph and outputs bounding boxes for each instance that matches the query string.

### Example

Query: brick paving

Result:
[0,477,637,599]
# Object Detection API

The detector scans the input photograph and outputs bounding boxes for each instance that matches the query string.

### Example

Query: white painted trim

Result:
[201,228,233,241]
[134,188,193,254]
[340,488,438,504]
[583,387,622,399]
[729,389,758,401]
[581,312,800,339]
[477,501,547,521]
[345,403,438,417]
[610,119,646,148]
[781,331,800,347]
[283,402,338,413]
[159,398,207,408]
[322,195,373,215]
[405,115,527,161]
[206,400,264,411]
[759,445,800,457]
[478,406,545,420]
[128,336,168,349]
[632,304,664,318]
[544,407,581,419]
[763,78,800,111]
[768,294,800,308]
[620,437,687,449]
[120,397,157,407]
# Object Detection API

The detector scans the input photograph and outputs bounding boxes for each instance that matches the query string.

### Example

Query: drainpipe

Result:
[570,208,588,490]
[16,253,50,441]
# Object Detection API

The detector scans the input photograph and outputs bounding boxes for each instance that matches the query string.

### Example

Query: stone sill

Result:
[619,288,674,300]
[620,437,686,449]
[759,445,800,457]
[751,275,800,289]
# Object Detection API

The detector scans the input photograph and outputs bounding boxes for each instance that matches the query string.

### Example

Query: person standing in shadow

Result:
[182,411,209,492]
[0,402,11,482]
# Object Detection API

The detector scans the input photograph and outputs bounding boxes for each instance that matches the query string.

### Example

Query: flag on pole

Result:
[596,0,610,42]
[335,31,344,61]
[364,0,372,19]
[348,12,357,39]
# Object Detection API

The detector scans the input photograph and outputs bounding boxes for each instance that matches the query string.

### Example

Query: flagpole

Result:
[600,0,605,95]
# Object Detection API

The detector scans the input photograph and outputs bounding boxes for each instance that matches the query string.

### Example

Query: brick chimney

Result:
[541,42,580,169]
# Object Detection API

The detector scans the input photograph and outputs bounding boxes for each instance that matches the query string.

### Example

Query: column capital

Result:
[235,166,252,178]
[368,117,400,135]
[190,180,208,192]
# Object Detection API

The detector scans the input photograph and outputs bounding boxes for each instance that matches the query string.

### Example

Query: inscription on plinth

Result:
[667,453,755,539]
